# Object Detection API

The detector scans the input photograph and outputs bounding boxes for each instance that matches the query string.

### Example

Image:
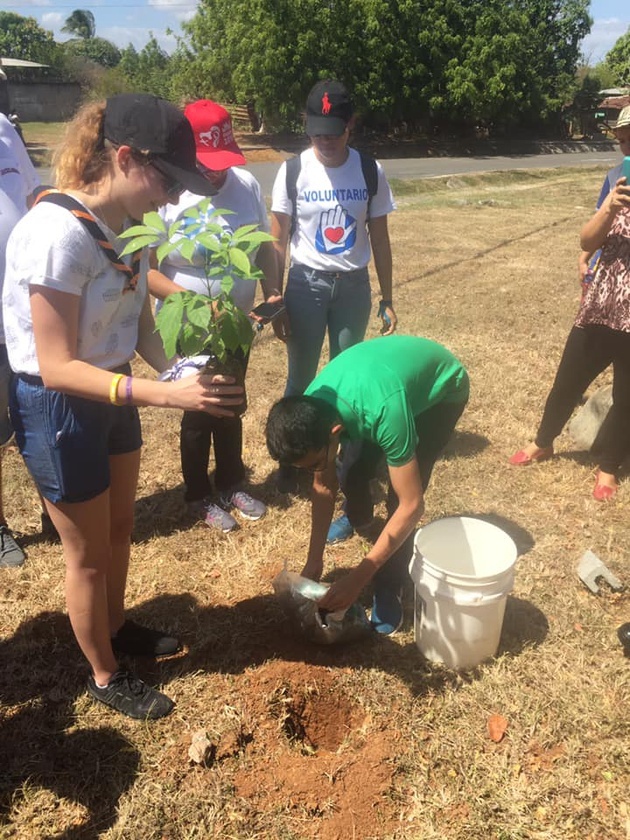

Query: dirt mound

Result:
[234,661,400,839]
[171,660,401,839]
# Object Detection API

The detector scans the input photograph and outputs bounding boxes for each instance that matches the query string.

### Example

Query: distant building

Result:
[595,90,630,130]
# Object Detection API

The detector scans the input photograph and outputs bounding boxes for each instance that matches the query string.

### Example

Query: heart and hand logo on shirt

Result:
[325,226,345,243]
[316,205,357,254]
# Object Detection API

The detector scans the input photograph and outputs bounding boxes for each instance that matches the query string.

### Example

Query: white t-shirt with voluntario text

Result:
[271,146,395,272]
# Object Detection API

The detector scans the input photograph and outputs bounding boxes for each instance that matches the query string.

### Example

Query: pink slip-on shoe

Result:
[508,446,554,466]
[593,472,617,501]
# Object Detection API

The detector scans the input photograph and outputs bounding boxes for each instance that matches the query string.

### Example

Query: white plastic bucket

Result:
[409,516,517,670]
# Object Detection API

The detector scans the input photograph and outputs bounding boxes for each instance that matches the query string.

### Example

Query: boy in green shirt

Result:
[266,335,469,634]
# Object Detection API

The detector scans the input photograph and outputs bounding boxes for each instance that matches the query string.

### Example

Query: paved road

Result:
[38,149,618,197]
[249,149,618,196]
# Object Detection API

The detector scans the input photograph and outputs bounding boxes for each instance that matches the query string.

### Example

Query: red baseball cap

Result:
[184,100,246,170]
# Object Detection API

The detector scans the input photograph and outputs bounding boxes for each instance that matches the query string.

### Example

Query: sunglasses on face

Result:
[146,157,184,199]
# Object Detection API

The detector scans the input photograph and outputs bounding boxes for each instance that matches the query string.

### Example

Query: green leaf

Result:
[143,211,167,232]
[155,239,183,264]
[187,299,213,330]
[220,275,234,295]
[195,233,222,251]
[119,236,154,257]
[231,224,260,239]
[228,247,253,275]
[178,239,196,262]
[119,234,160,255]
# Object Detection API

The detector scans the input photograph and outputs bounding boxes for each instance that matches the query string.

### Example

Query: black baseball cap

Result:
[103,93,216,196]
[305,80,354,137]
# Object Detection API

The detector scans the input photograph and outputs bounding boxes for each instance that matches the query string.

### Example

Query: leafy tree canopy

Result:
[119,36,171,96]
[179,0,592,134]
[605,28,630,86]
[63,36,121,68]
[0,11,58,64]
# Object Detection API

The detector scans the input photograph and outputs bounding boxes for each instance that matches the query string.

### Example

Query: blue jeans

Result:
[284,264,371,396]
[342,399,469,592]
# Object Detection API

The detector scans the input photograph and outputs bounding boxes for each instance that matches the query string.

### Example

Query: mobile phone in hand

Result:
[251,300,286,323]
[623,156,630,183]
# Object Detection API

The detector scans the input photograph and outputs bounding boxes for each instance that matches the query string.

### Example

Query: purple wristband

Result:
[125,376,133,405]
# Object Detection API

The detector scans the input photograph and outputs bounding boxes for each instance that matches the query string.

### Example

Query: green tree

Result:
[63,36,121,68]
[62,9,96,40]
[605,28,630,85]
[118,37,171,97]
[176,0,592,134]
[0,11,58,64]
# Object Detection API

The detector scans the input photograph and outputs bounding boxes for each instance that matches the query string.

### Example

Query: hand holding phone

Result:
[250,300,286,324]
[622,156,630,184]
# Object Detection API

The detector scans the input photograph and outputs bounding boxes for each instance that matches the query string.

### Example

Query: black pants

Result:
[341,399,468,591]
[535,324,630,474]
[180,350,249,501]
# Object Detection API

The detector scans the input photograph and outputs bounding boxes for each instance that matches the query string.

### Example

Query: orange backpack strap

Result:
[33,188,141,292]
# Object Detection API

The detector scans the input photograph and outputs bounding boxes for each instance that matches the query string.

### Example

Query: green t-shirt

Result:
[305,336,469,466]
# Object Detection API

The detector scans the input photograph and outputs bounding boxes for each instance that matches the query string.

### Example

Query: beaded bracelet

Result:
[109,373,125,406]
[379,299,392,308]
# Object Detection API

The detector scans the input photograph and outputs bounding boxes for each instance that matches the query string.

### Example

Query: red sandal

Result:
[593,471,617,501]
[509,446,554,466]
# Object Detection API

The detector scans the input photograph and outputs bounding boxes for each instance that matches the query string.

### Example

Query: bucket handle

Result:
[447,589,509,606]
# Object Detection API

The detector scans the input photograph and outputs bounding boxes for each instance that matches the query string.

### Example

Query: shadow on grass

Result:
[1,578,548,834]
[442,429,490,459]
[499,596,549,656]
[0,612,140,840]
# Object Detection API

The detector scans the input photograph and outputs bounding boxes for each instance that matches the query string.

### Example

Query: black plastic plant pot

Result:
[204,352,247,417]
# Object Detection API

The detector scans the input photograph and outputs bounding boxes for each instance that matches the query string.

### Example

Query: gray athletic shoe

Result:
[188,498,237,533]
[220,489,266,521]
[0,525,26,568]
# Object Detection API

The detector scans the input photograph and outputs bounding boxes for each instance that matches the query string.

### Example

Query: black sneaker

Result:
[0,524,26,568]
[87,670,174,720]
[111,619,181,658]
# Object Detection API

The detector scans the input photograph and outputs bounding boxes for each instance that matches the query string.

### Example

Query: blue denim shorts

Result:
[0,344,13,447]
[10,370,142,503]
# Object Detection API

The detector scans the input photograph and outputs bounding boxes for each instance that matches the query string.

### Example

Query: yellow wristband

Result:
[109,373,125,406]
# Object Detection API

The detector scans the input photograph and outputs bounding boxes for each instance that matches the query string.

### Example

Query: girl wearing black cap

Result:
[270,80,397,528]
[2,94,244,720]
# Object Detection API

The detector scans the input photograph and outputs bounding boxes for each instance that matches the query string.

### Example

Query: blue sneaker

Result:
[371,586,403,635]
[327,514,354,544]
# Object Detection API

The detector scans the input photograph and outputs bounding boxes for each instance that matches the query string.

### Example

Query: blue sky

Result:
[6,0,630,63]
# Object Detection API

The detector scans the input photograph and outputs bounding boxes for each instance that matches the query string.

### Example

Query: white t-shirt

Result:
[3,200,148,375]
[271,147,395,272]
[0,139,34,341]
[0,114,40,197]
[157,167,269,314]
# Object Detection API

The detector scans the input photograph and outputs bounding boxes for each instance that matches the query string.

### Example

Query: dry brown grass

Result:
[2,166,630,840]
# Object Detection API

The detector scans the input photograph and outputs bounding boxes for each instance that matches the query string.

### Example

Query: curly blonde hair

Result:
[53,101,114,190]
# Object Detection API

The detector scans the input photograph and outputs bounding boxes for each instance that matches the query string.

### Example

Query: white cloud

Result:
[582,17,630,64]
[41,12,64,30]
[147,0,195,8]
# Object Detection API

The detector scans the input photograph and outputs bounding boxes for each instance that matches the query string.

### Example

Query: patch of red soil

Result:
[181,660,402,838]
